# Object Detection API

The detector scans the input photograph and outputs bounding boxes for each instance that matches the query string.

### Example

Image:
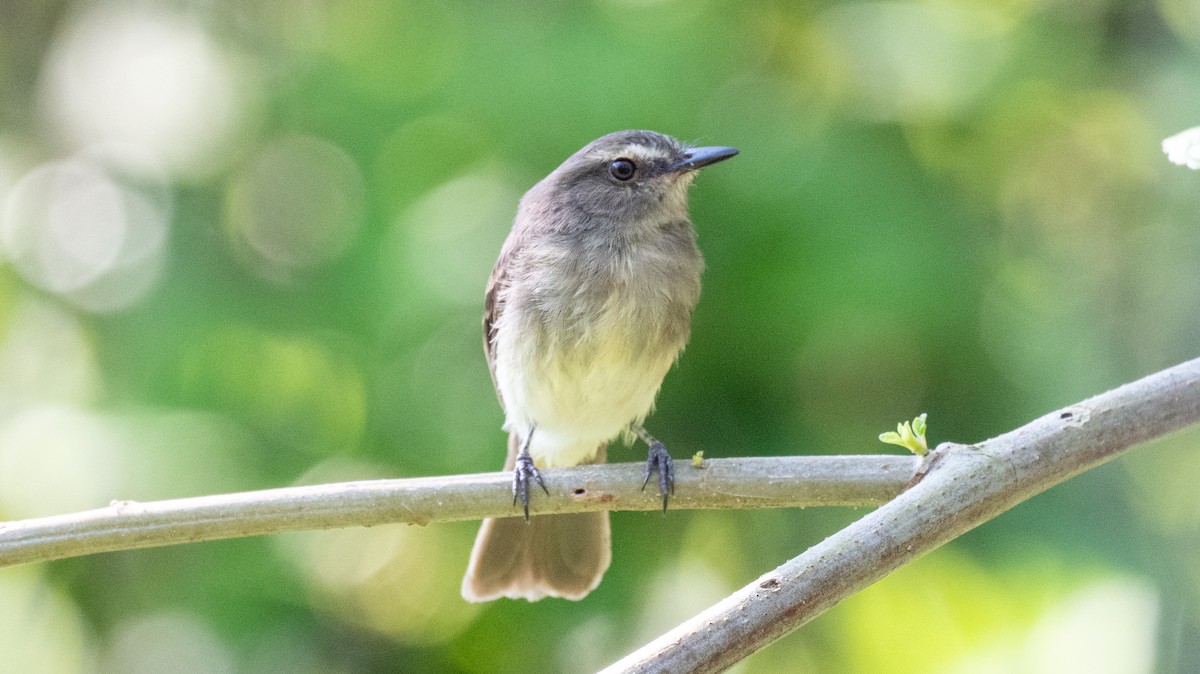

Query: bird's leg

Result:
[512,425,548,522]
[631,423,675,511]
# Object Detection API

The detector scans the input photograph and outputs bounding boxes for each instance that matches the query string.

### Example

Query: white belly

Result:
[493,304,683,467]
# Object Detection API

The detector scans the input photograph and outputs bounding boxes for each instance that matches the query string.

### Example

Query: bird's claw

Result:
[512,453,548,521]
[641,441,675,511]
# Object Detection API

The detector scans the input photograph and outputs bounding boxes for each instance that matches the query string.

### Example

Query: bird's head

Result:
[527,130,738,229]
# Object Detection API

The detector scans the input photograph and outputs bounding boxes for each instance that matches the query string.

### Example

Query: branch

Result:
[601,356,1200,673]
[0,455,915,568]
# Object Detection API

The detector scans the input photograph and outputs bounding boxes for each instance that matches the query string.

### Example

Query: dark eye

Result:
[609,158,636,181]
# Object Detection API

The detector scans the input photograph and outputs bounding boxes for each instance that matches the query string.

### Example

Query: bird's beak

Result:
[669,146,740,172]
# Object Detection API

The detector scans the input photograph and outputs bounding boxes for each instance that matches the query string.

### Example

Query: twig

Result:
[0,455,915,568]
[600,356,1200,673]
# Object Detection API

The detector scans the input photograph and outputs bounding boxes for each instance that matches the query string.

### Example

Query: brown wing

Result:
[483,233,523,411]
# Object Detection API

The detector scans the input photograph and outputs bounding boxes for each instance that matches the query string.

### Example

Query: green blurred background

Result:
[1,0,1199,672]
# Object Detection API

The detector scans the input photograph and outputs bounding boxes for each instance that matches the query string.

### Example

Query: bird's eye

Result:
[609,158,636,181]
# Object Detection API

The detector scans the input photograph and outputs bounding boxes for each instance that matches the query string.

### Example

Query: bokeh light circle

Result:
[40,7,246,179]
[225,135,366,280]
[1,157,169,312]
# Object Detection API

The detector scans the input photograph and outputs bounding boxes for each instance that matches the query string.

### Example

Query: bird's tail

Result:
[461,435,611,602]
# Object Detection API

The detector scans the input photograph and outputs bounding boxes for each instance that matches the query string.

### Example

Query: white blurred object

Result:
[0,569,93,674]
[0,405,121,519]
[40,7,247,179]
[0,297,100,416]
[816,2,1010,122]
[1024,579,1159,674]
[103,612,235,674]
[1,155,168,312]
[945,577,1160,674]
[388,169,518,306]
[1162,126,1200,169]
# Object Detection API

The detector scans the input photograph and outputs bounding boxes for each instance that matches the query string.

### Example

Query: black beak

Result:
[669,146,739,172]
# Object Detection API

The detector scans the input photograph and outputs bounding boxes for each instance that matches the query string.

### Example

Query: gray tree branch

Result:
[600,356,1200,674]
[0,455,914,568]
[4,359,1197,674]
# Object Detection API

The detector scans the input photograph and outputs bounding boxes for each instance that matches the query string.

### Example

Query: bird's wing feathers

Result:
[483,232,524,412]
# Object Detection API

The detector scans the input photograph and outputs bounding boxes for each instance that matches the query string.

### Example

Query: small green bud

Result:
[879,414,929,456]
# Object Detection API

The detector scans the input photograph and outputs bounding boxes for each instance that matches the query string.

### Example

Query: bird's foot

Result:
[512,453,548,521]
[641,441,675,512]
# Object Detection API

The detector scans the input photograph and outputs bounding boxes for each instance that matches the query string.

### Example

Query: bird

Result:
[462,130,738,602]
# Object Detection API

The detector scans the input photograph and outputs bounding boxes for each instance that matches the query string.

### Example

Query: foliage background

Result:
[1,0,1198,672]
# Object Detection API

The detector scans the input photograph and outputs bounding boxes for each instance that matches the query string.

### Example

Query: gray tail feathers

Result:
[461,436,611,602]
[461,511,611,601]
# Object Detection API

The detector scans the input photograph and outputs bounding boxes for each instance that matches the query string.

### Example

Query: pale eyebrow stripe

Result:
[605,144,674,162]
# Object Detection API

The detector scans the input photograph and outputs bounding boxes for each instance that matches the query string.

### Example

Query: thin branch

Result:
[601,356,1200,674]
[0,455,915,568]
